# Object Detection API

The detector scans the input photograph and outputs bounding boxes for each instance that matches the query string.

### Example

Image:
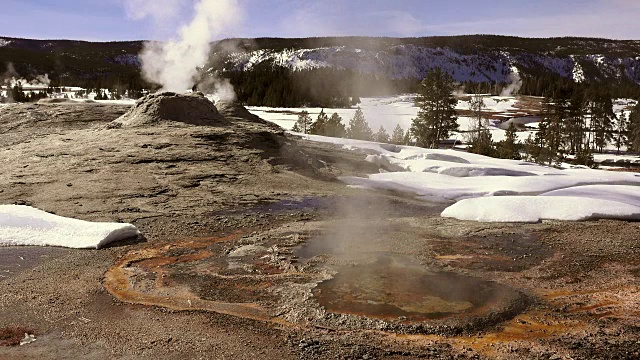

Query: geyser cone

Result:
[215,100,281,129]
[112,92,226,127]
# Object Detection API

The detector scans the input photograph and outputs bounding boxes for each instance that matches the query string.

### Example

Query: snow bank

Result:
[297,133,640,223]
[540,185,640,207]
[0,205,140,249]
[441,196,640,223]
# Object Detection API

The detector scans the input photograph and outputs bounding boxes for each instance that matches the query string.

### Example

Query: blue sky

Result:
[1,0,639,41]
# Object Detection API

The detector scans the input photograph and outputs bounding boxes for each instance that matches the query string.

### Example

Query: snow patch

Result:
[571,55,585,83]
[0,205,140,249]
[299,133,640,223]
[441,196,640,223]
[540,185,640,207]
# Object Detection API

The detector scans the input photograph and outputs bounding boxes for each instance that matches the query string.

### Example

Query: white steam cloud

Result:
[500,68,522,97]
[2,63,51,88]
[126,0,242,97]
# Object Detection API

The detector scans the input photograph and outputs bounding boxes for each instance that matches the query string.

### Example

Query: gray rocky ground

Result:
[0,98,639,359]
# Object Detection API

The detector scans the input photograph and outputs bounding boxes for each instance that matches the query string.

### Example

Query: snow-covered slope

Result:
[225,44,640,84]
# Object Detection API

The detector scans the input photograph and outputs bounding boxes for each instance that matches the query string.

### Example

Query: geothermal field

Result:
[0,91,638,360]
[2,0,640,359]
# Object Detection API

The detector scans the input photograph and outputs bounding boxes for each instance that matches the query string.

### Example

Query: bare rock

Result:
[112,92,226,128]
[215,101,280,129]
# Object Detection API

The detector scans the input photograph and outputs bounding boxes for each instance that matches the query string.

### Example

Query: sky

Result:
[1,0,639,41]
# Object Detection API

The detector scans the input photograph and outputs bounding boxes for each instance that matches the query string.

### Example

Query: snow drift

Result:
[296,133,640,223]
[0,205,140,249]
[441,196,640,223]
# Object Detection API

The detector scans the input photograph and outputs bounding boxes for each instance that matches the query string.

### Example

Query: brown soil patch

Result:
[0,326,33,347]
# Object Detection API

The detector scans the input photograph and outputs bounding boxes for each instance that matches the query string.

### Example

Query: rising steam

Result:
[500,68,522,97]
[2,63,51,88]
[126,0,242,97]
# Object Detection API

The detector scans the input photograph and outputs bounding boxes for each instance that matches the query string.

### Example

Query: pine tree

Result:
[531,121,555,164]
[403,130,412,146]
[629,103,640,153]
[466,94,495,156]
[614,109,629,154]
[589,91,614,153]
[566,86,587,155]
[11,82,26,103]
[410,68,458,148]
[292,110,312,134]
[390,124,406,145]
[347,107,373,140]
[374,126,390,143]
[523,133,538,163]
[309,109,329,135]
[539,87,569,165]
[325,112,347,138]
[496,123,521,159]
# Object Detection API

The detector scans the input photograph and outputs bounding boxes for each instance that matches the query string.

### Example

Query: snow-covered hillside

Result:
[226,45,640,84]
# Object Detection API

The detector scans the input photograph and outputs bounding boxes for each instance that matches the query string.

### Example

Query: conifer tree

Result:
[309,109,329,135]
[374,126,390,143]
[566,86,587,155]
[347,107,373,140]
[523,133,538,163]
[466,94,494,156]
[410,68,458,148]
[496,123,521,159]
[11,82,26,103]
[539,87,569,165]
[292,110,312,134]
[614,109,629,154]
[530,121,555,164]
[403,130,412,146]
[307,110,346,138]
[325,112,347,138]
[629,103,640,153]
[390,124,406,145]
[589,90,614,153]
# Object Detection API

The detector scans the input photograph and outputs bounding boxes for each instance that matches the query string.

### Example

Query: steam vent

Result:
[111,92,226,127]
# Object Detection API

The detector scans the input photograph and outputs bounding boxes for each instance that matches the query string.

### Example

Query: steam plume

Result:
[452,83,466,97]
[2,63,51,88]
[1,63,19,85]
[127,0,242,94]
[500,69,522,97]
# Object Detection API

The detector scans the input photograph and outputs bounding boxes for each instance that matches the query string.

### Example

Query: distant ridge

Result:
[1,35,640,99]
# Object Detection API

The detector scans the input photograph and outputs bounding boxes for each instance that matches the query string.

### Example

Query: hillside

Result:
[213,35,640,83]
[2,35,640,105]
[0,37,144,89]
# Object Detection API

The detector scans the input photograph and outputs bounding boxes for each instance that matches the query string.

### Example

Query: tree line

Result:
[1,82,49,103]
[525,84,640,166]
[291,68,640,165]
[222,62,416,108]
[410,68,640,164]
[224,62,640,108]
[1,81,146,103]
[291,107,409,145]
